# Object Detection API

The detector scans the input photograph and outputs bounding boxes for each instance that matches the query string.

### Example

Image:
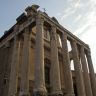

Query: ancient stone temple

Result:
[0,4,96,96]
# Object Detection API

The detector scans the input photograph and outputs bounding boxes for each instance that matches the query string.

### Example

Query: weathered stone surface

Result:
[0,4,95,96]
[50,25,63,96]
[71,40,86,96]
[33,14,47,95]
[80,46,93,96]
[61,32,75,96]
[19,27,30,96]
[86,50,96,96]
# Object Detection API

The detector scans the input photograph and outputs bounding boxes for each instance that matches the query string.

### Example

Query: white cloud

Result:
[56,0,84,22]
[56,0,96,71]
[56,12,62,17]
[74,14,82,23]
[73,0,96,71]
[80,27,96,71]
[61,9,76,20]
[68,0,83,8]
[75,2,96,35]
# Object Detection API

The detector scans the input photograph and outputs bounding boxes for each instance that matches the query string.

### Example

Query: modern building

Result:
[0,5,96,96]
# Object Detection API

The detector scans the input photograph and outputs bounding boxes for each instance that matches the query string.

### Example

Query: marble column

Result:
[19,27,30,96]
[80,46,93,96]
[61,32,75,96]
[71,40,86,96]
[86,49,96,96]
[34,14,46,96]
[8,35,19,96]
[50,25,63,96]
[8,24,19,96]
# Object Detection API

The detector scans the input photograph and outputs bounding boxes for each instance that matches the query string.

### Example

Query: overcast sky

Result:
[0,0,96,72]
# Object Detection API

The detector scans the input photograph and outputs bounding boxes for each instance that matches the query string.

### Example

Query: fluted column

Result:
[19,27,30,96]
[80,46,93,96]
[71,40,86,96]
[33,14,46,96]
[8,35,19,96]
[86,50,96,96]
[61,32,75,96]
[8,25,19,96]
[50,25,63,96]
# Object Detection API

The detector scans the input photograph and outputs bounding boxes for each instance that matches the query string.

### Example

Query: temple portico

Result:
[0,5,96,96]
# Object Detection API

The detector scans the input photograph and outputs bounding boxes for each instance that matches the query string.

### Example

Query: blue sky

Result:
[0,0,96,72]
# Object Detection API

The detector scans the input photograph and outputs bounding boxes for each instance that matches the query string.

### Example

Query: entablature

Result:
[0,5,90,51]
[38,11,89,50]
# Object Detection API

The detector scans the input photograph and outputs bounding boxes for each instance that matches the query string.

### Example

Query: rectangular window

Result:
[45,66,50,84]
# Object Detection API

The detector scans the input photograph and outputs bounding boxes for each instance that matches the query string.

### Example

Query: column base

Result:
[9,94,17,96]
[19,94,29,96]
[33,88,47,96]
[51,90,63,96]
[64,93,75,96]
[51,94,63,96]
[19,91,29,96]
[9,93,18,96]
[33,91,47,96]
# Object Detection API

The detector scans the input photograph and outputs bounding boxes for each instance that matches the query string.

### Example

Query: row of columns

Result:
[8,13,96,96]
[34,14,96,96]
[80,46,93,96]
[34,14,63,96]
[8,25,20,96]
[70,40,96,96]
[71,40,86,96]
[8,26,30,96]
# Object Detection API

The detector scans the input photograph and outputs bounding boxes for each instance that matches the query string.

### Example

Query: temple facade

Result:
[0,5,96,96]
